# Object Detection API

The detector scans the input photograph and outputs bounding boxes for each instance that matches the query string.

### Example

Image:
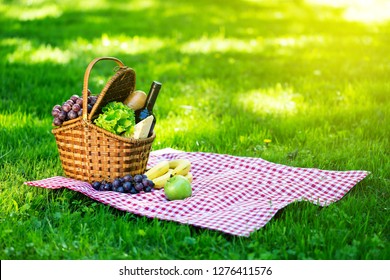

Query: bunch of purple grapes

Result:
[52,89,98,126]
[91,174,155,194]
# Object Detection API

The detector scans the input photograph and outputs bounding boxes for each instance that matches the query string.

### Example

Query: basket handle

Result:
[82,57,125,121]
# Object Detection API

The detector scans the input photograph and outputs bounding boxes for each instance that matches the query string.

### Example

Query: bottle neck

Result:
[145,81,162,111]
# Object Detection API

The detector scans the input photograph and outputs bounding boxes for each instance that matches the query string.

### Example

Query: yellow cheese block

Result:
[133,115,154,139]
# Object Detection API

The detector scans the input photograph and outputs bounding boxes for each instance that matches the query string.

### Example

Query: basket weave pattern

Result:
[52,57,155,183]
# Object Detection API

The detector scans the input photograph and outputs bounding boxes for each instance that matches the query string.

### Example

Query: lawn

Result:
[0,0,389,260]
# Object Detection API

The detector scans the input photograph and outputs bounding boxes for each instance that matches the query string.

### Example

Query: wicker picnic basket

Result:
[52,57,155,183]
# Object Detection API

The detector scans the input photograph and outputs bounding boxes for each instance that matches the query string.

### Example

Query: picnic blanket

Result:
[24,149,369,237]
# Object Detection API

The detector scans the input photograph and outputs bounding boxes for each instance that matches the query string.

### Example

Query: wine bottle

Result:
[135,81,162,136]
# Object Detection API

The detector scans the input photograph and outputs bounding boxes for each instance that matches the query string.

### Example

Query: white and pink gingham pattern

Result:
[24,150,369,236]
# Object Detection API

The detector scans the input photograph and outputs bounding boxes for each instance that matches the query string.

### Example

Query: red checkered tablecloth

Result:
[24,149,369,236]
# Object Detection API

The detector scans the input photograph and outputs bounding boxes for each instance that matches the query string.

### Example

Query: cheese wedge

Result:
[133,115,154,139]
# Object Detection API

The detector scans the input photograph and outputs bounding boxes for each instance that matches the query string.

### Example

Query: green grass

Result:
[0,0,389,260]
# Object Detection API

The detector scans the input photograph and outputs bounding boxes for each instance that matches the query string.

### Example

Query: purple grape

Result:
[52,108,61,117]
[135,183,144,192]
[123,181,132,192]
[130,187,139,194]
[92,181,101,190]
[134,174,143,183]
[53,105,62,111]
[123,174,133,182]
[76,98,83,106]
[144,186,152,192]
[142,178,150,187]
[87,104,92,113]
[58,110,67,121]
[88,96,97,105]
[70,94,79,102]
[112,179,122,189]
[62,103,71,112]
[91,96,98,105]
[53,117,63,126]
[116,186,125,193]
[66,99,74,106]
[100,182,112,191]
[146,179,154,188]
[67,110,77,120]
[72,103,81,112]
[87,89,92,96]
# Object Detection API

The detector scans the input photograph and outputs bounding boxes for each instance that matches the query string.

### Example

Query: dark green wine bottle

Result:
[135,81,162,136]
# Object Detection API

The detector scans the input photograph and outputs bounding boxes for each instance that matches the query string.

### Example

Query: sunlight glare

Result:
[181,37,261,54]
[307,0,390,23]
[5,39,72,64]
[3,34,167,65]
[236,84,303,116]
[180,35,325,55]
[72,34,166,55]
[2,3,62,21]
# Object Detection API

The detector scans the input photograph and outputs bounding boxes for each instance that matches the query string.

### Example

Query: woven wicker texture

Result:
[52,57,155,182]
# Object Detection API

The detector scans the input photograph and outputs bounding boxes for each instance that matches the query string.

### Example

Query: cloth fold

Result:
[24,150,369,236]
